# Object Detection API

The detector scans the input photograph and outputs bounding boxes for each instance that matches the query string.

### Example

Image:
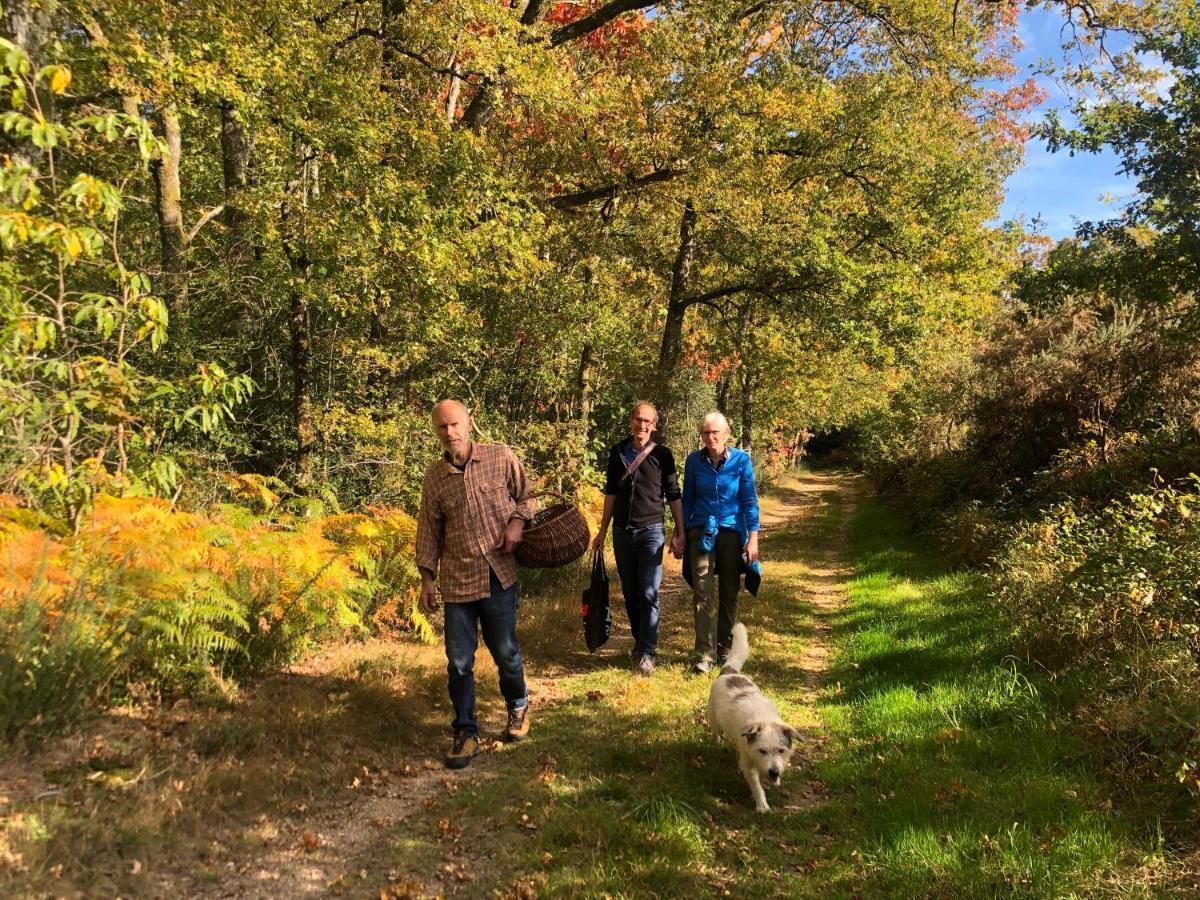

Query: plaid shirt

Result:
[415,442,535,602]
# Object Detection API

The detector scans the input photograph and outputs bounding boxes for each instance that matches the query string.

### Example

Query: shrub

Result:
[0,493,420,738]
[992,478,1200,804]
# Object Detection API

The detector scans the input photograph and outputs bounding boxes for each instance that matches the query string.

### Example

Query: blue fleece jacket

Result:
[681,447,760,546]
[680,447,762,595]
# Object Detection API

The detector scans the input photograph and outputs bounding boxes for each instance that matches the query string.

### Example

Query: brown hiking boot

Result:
[503,705,530,742]
[445,730,479,769]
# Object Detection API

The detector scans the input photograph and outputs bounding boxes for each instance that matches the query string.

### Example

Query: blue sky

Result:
[997,6,1140,239]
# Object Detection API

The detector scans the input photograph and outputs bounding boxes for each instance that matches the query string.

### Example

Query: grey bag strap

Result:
[620,440,657,484]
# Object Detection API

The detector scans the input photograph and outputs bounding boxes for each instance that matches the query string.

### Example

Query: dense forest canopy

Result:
[1,0,1039,522]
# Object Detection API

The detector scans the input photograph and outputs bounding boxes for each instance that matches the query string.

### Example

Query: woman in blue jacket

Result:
[681,411,760,673]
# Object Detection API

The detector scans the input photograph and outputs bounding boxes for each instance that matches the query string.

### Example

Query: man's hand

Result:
[497,517,526,554]
[670,529,685,559]
[591,529,608,553]
[745,532,760,565]
[419,575,440,614]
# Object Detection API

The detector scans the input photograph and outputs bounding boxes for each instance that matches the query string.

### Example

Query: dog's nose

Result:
[767,768,781,781]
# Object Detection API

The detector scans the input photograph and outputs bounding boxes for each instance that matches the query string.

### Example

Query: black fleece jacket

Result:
[602,439,682,528]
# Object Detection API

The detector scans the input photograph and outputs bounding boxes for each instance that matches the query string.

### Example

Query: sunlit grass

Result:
[821,498,1155,897]
[412,481,1159,897]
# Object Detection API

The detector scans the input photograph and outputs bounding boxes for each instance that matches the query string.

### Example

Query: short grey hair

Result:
[700,411,730,433]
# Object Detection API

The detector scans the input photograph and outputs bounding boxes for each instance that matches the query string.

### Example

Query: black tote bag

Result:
[581,550,612,653]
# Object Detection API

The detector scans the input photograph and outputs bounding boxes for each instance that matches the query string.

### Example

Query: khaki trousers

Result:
[688,527,743,663]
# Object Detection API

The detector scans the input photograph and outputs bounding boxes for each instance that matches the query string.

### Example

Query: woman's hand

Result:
[591,529,607,553]
[745,532,760,565]
[670,528,685,559]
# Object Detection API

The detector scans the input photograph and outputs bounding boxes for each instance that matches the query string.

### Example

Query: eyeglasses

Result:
[701,430,725,436]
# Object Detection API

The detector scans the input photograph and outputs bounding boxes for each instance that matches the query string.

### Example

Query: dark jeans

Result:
[612,522,665,660]
[689,526,743,664]
[443,568,527,736]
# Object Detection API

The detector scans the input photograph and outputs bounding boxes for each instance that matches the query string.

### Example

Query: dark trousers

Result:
[612,522,665,660]
[688,527,743,663]
[443,568,527,736]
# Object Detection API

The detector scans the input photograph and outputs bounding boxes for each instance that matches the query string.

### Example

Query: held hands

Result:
[745,532,760,565]
[497,517,526,554]
[670,529,685,559]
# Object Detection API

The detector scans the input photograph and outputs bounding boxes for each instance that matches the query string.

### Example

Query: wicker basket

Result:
[515,491,591,569]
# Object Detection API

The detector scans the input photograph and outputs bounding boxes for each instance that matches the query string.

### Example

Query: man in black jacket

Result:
[592,402,684,675]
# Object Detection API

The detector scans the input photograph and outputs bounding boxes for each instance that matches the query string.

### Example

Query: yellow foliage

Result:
[0,494,419,646]
[222,473,281,509]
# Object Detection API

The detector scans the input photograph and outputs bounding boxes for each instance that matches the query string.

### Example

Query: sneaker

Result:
[636,656,656,677]
[445,730,479,769]
[503,705,531,742]
[691,659,714,675]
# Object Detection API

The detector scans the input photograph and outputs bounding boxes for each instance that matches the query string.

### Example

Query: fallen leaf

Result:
[1039,824,1067,854]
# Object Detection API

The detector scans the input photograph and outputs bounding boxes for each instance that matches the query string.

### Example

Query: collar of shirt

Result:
[705,447,731,470]
[620,437,644,467]
[442,445,474,474]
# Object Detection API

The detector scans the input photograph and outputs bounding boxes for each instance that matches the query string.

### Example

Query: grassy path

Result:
[2,469,1165,897]
[385,470,1158,897]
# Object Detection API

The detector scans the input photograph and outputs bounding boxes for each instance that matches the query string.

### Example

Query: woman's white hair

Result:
[699,411,730,433]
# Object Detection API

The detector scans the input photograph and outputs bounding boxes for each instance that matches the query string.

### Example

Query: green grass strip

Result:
[822,496,1152,898]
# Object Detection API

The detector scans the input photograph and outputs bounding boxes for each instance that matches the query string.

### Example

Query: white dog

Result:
[706,622,801,812]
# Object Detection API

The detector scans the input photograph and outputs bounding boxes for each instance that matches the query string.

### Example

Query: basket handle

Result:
[525,490,569,505]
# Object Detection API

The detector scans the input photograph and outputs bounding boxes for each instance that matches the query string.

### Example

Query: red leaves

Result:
[545,1,650,61]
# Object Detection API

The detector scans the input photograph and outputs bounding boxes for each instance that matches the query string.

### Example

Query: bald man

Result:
[415,400,536,768]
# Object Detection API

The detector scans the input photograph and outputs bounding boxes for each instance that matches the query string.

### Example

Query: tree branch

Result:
[336,26,384,49]
[186,204,226,244]
[550,167,683,209]
[549,0,658,47]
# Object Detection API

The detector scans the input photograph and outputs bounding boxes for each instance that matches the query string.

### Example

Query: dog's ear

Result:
[782,725,802,747]
[741,724,762,743]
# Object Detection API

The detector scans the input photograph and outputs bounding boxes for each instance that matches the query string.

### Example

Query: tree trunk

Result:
[445,65,462,123]
[3,0,53,62]
[284,140,318,486]
[576,343,595,438]
[2,0,54,164]
[151,105,188,310]
[715,373,730,416]
[290,286,313,487]
[654,201,697,409]
[460,0,544,131]
[739,370,753,451]
[220,100,254,265]
[380,0,411,82]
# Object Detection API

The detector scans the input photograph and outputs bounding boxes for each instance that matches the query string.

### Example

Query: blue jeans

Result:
[443,568,527,736]
[612,523,665,660]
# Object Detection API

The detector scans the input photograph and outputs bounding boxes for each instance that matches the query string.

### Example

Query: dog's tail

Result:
[721,622,749,674]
